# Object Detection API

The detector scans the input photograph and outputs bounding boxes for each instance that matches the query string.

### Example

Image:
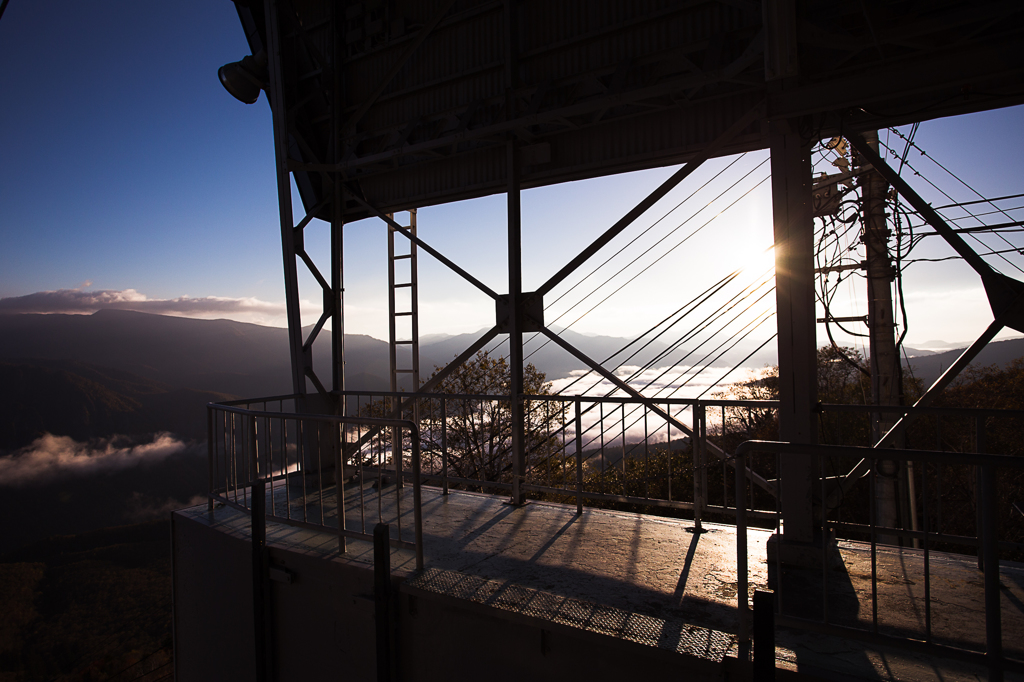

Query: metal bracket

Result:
[269,565,294,584]
[495,292,544,333]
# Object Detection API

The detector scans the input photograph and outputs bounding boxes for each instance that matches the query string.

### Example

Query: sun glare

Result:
[738,244,775,277]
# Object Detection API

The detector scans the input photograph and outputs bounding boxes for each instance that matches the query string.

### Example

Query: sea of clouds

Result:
[0,432,199,486]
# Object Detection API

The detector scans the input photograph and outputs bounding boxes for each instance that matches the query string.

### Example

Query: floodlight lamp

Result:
[218,51,267,104]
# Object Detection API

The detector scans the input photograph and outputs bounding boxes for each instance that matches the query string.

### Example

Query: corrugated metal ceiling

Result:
[228,0,1024,220]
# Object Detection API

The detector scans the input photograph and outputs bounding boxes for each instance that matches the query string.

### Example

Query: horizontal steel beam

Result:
[535,99,765,298]
[350,193,500,301]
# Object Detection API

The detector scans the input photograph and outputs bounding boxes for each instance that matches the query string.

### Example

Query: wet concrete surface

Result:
[183,483,1024,681]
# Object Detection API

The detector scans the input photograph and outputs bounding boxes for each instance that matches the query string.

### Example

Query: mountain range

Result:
[0,309,781,398]
[1,309,1022,554]
[2,310,1023,449]
[904,336,1024,387]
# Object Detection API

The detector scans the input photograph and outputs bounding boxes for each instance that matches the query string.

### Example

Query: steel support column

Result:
[770,117,817,545]
[331,2,345,408]
[331,190,345,407]
[766,0,816,547]
[507,140,526,505]
[265,0,306,397]
[506,0,526,505]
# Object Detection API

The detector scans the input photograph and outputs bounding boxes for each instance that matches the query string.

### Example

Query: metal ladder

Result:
[387,208,420,395]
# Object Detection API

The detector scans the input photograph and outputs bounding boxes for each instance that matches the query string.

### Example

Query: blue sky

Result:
[2,0,1023,354]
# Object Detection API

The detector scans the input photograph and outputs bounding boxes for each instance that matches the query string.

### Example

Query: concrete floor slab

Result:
[181,482,1024,681]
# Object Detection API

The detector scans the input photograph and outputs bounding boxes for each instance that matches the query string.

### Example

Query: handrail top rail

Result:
[817,402,1024,417]
[208,402,418,433]
[216,392,300,407]
[213,392,1024,418]
[334,390,779,407]
[735,439,1024,468]
[224,387,778,403]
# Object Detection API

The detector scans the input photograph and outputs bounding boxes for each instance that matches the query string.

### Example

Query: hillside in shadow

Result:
[0,521,173,682]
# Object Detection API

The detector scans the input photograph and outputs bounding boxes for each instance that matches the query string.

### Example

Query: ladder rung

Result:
[394,312,413,317]
[393,340,414,345]
[393,283,414,288]
[392,254,413,260]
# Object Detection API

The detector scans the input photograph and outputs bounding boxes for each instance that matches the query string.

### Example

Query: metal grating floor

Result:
[404,566,734,662]
[186,486,1024,680]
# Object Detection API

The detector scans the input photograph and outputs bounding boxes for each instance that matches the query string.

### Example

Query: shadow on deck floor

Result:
[190,482,1024,681]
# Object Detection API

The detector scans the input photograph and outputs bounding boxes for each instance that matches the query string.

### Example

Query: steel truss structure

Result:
[226,0,1024,538]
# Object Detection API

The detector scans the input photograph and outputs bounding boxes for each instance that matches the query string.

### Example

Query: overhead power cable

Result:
[905,246,1024,263]
[556,260,774,396]
[524,279,778,461]
[576,307,776,453]
[637,284,777,397]
[567,266,775,400]
[485,153,758,358]
[552,268,747,395]
[544,153,751,314]
[927,193,1024,211]
[526,171,771,362]
[696,333,779,399]
[889,127,1022,228]
[547,263,777,454]
[878,137,1024,276]
[527,161,769,347]
[659,309,777,400]
[626,268,776,390]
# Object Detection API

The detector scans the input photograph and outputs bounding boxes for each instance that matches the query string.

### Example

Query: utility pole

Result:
[857,130,902,537]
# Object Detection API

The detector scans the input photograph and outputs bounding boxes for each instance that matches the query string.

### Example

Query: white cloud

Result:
[0,288,318,326]
[0,433,197,486]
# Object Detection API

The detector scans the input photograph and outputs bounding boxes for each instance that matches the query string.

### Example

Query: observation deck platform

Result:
[173,484,1024,681]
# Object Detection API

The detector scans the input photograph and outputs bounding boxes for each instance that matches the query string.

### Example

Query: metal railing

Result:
[734,439,1024,681]
[207,396,424,570]
[208,391,1024,677]
[342,391,1024,531]
[341,389,780,522]
[816,403,1024,564]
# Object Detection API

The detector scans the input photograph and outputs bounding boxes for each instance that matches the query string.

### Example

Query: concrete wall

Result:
[172,511,723,682]
[172,512,257,681]
[396,589,721,682]
[173,512,380,682]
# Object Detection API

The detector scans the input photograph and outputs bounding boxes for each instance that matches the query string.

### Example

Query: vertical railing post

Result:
[231,413,240,506]
[251,477,272,682]
[441,397,449,495]
[575,397,583,516]
[666,403,672,502]
[374,523,393,682]
[693,401,705,532]
[977,414,1003,681]
[335,420,347,555]
[207,406,215,517]
[412,426,424,572]
[753,590,776,681]
[393,421,404,489]
[250,414,259,483]
[736,449,750,660]
[976,415,986,570]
